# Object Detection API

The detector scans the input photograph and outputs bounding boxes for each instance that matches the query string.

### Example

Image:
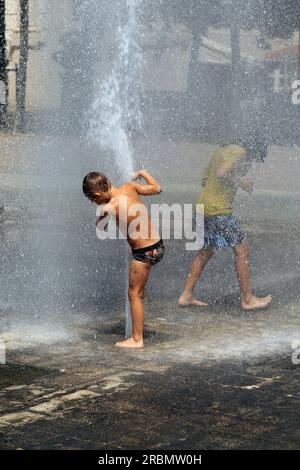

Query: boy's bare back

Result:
[101,171,162,250]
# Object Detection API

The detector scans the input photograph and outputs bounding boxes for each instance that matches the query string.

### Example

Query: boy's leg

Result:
[115,259,151,349]
[234,240,272,310]
[178,247,214,307]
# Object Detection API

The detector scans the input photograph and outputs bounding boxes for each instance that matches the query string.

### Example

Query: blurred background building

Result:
[1,0,300,141]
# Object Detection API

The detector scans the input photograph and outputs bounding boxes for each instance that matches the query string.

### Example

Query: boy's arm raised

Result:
[132,170,162,195]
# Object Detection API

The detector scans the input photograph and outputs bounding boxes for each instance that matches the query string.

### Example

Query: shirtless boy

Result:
[83,170,164,349]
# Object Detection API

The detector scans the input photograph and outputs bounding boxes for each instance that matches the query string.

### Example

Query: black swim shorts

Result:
[132,239,165,266]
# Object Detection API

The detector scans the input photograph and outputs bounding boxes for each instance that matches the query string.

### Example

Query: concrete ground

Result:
[0,303,300,450]
[0,135,299,449]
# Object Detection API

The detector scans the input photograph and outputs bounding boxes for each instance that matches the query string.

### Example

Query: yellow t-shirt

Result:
[196,145,246,217]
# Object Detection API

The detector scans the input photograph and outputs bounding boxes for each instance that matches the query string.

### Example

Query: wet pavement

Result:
[0,134,300,449]
[0,316,300,449]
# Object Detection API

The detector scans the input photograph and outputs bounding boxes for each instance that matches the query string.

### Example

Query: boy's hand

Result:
[239,177,254,194]
[132,170,162,195]
[132,171,141,181]
[132,170,146,181]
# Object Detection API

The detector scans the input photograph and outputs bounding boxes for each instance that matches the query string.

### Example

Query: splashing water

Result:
[87,0,144,338]
[88,0,143,181]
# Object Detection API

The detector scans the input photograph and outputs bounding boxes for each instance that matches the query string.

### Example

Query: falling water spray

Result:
[88,0,144,337]
[88,0,143,180]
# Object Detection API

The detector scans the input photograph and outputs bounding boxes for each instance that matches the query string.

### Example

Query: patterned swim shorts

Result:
[203,215,245,250]
[132,239,165,266]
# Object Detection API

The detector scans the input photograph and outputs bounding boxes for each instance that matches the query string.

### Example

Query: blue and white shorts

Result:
[203,215,245,250]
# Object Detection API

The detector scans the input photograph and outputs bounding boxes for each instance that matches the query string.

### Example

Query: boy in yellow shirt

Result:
[178,142,272,311]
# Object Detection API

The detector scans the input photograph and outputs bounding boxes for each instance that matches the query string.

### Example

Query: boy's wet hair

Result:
[82,172,111,197]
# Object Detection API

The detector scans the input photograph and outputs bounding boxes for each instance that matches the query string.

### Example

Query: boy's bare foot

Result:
[115,337,144,349]
[241,295,272,311]
[178,293,209,307]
